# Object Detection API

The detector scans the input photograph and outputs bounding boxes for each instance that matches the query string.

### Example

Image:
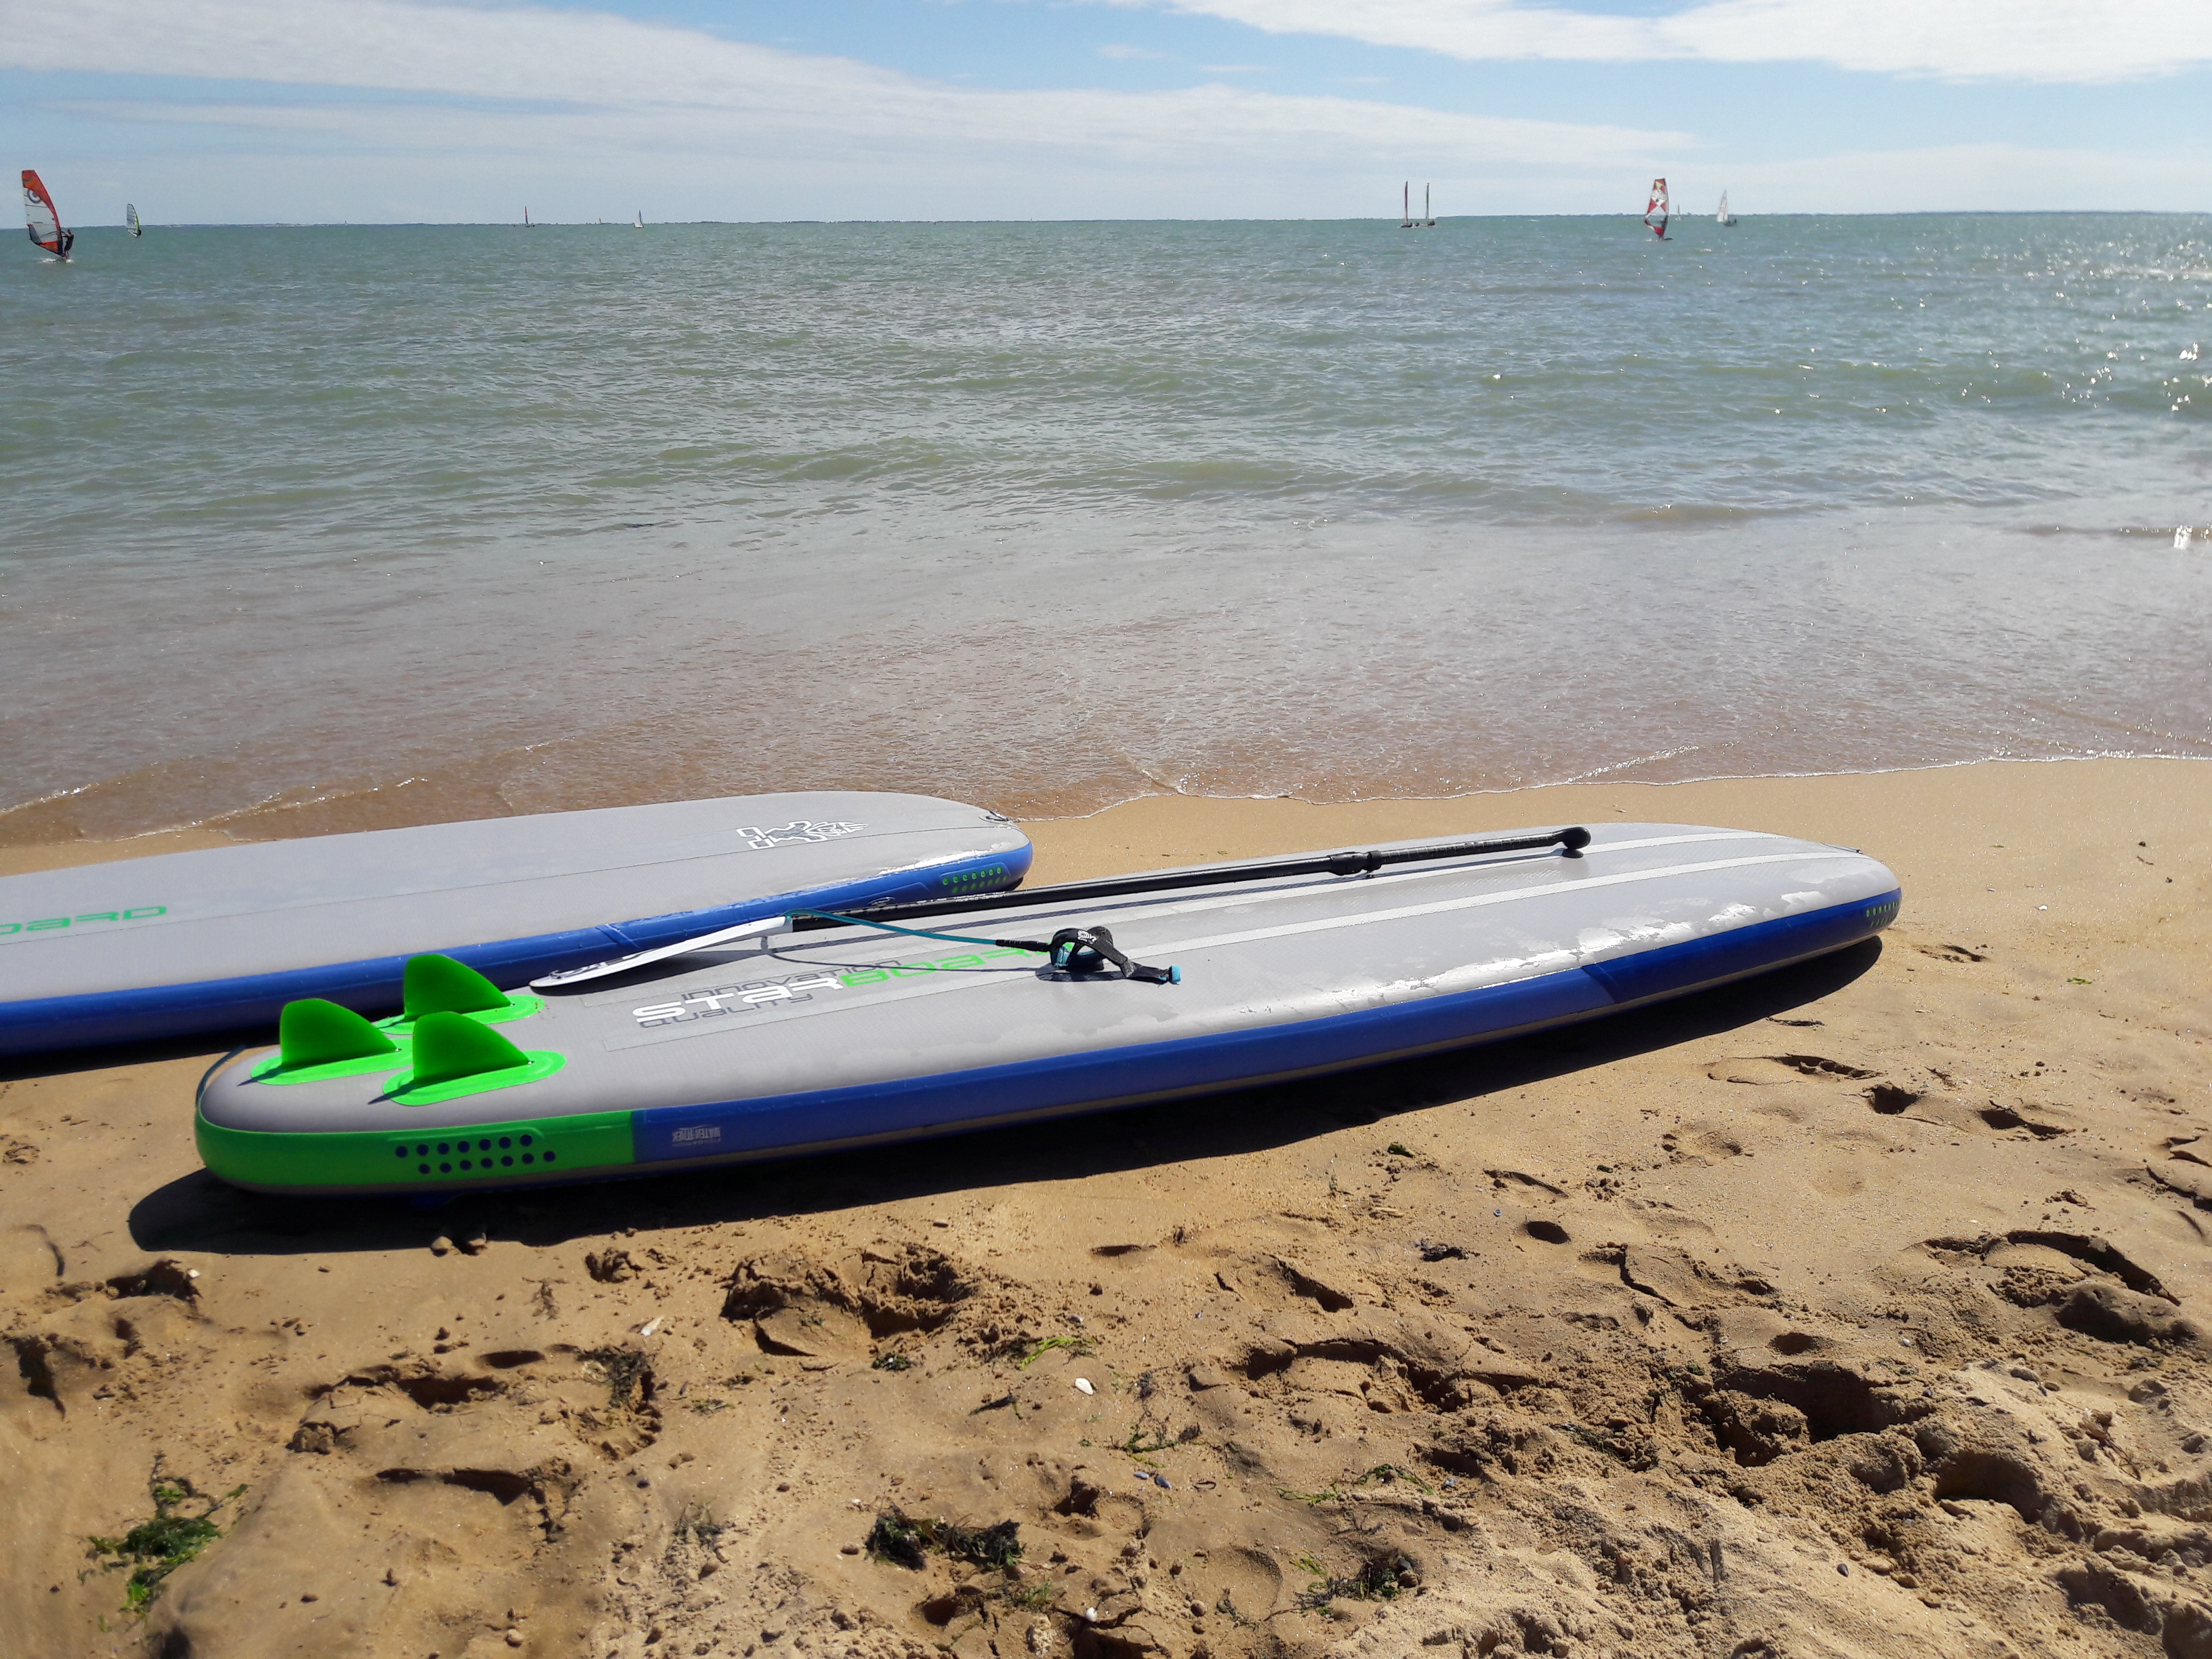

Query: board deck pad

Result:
[196,822,1900,1195]
[2,792,1030,1054]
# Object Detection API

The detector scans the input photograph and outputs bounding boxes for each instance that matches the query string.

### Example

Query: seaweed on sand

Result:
[1294,1549,1420,1610]
[865,1511,1023,1572]
[85,1468,245,1610]
[579,1345,652,1408]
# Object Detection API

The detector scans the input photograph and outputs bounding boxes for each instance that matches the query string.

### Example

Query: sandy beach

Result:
[3,756,2208,1659]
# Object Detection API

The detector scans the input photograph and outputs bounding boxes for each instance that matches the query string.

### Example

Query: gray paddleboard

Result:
[3,792,1029,1054]
[195,822,1898,1193]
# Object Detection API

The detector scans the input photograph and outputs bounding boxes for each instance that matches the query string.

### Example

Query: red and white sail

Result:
[1643,177,1669,240]
[22,169,68,257]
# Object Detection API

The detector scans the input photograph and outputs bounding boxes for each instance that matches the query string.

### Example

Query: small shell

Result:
[1073,1378,1095,1395]
[639,1317,663,1338]
[1084,1609,1099,1624]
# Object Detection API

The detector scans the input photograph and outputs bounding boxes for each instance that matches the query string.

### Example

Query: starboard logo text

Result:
[735,821,862,851]
[1,905,167,941]
[632,945,1038,1027]
[632,972,846,1027]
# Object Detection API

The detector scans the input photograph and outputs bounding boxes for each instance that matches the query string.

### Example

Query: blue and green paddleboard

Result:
[194,821,1900,1195]
[3,792,1029,1054]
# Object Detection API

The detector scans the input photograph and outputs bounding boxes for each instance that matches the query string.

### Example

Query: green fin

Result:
[279,998,398,1069]
[403,954,510,1018]
[407,1010,531,1088]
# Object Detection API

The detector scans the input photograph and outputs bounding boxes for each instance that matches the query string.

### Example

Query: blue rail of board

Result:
[0,844,1033,1056]
[630,888,1901,1166]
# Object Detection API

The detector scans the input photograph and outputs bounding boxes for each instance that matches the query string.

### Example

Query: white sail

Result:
[1717,190,1737,228]
[633,209,645,229]
[126,202,141,237]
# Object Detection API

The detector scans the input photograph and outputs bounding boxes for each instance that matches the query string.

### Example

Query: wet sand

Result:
[3,758,2209,1659]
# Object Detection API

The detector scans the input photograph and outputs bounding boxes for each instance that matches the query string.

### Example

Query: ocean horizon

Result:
[51,211,2212,228]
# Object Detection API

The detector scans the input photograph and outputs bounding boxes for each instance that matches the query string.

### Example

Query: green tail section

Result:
[196,1106,634,1193]
[407,1010,530,1087]
[279,999,398,1069]
[403,954,511,1018]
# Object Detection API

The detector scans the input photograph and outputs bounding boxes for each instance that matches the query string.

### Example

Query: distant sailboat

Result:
[523,205,533,228]
[22,169,73,260]
[1399,182,1436,230]
[633,209,645,229]
[1717,190,1737,228]
[1643,177,1670,241]
[126,202,141,237]
[1422,184,1436,228]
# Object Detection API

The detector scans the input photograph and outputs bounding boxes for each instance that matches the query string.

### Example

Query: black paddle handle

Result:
[792,824,1592,934]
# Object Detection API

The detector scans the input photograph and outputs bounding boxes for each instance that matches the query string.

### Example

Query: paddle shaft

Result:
[792,825,1591,933]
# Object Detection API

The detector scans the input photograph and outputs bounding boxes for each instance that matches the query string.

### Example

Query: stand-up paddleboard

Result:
[3,794,1030,1055]
[196,822,1899,1195]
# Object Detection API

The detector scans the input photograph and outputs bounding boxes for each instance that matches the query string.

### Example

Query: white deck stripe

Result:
[1159,851,1855,956]
[611,843,1866,1044]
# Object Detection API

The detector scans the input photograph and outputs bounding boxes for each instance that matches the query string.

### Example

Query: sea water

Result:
[2,215,2207,840]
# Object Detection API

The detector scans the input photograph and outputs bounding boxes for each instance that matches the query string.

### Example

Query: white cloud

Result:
[3,0,1689,220]
[1096,42,1170,59]
[1140,0,2212,83]
[7,0,2206,221]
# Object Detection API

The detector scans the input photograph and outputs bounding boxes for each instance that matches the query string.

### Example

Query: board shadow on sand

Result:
[126,937,1880,1258]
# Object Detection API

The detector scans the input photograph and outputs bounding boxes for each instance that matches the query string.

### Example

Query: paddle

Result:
[531,825,1589,989]
[788,823,1591,931]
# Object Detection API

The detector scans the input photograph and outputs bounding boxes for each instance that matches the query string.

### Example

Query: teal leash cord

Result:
[786,909,1043,951]
[788,909,1182,986]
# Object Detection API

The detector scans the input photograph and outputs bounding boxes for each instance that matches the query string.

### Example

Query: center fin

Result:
[406,1011,531,1088]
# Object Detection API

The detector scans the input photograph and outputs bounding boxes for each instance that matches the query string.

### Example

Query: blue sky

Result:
[6,0,2209,224]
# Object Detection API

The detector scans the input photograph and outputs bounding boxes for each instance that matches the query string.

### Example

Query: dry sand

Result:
[3,757,2209,1659]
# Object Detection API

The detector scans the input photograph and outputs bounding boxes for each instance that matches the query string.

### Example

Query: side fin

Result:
[407,1011,530,1087]
[279,998,398,1069]
[404,954,510,1018]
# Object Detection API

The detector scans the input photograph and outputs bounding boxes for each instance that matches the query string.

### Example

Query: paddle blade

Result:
[407,1011,529,1087]
[403,953,509,1017]
[277,998,398,1069]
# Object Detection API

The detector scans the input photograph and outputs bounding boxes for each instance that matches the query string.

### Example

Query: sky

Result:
[5,0,2210,224]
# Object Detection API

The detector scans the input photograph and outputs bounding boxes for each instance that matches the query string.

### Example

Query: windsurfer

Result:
[22,169,73,260]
